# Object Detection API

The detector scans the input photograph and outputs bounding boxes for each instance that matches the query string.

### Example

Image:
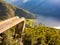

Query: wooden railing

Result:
[0,16,25,45]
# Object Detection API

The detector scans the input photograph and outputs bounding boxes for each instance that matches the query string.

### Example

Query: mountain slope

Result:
[8,0,60,20]
[15,7,36,19]
[24,24,60,45]
[4,0,60,27]
[0,0,15,20]
[0,0,36,20]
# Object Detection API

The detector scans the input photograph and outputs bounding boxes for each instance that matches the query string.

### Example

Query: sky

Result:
[23,0,29,3]
[5,0,29,3]
[4,0,60,27]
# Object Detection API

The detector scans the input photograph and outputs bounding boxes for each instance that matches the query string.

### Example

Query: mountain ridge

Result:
[0,0,36,20]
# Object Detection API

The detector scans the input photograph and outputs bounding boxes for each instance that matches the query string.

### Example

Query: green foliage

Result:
[23,25,60,45]
[0,19,60,45]
[26,19,35,27]
[0,26,18,45]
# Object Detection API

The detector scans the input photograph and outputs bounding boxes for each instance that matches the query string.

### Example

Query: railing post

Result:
[15,21,25,45]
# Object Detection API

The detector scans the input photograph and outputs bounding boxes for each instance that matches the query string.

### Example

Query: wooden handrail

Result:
[0,16,25,33]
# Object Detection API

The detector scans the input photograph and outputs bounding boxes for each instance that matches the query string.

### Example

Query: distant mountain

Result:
[4,0,60,27]
[15,7,36,19]
[20,0,60,20]
[0,0,36,20]
[7,0,60,20]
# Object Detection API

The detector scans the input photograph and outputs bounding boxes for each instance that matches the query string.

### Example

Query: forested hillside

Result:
[0,19,60,45]
[24,25,60,45]
[0,0,15,20]
[22,19,60,45]
[0,0,36,20]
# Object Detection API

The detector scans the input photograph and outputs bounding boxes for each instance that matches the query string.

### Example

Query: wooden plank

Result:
[0,16,25,33]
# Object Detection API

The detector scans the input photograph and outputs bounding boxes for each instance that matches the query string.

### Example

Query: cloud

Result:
[23,0,28,3]
[5,0,17,2]
[36,15,60,27]
[48,0,60,4]
[11,0,15,1]
[5,0,29,3]
[11,0,18,2]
